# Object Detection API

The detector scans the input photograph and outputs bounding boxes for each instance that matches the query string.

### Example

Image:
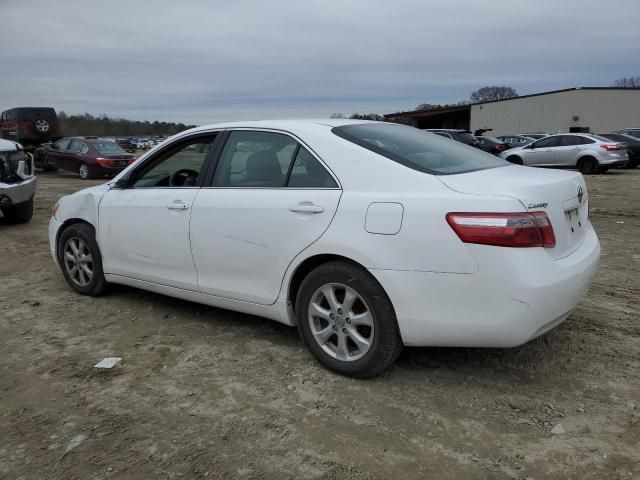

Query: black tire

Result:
[78,162,92,180]
[506,155,523,165]
[296,261,403,378]
[57,223,107,296]
[578,156,599,175]
[2,198,33,224]
[599,166,609,173]
[625,158,639,169]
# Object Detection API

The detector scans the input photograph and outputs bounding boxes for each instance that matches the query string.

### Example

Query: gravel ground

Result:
[1,169,639,479]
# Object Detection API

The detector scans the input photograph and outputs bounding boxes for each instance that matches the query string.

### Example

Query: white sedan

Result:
[49,120,600,377]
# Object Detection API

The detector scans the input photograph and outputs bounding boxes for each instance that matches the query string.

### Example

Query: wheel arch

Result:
[286,253,395,322]
[54,218,96,261]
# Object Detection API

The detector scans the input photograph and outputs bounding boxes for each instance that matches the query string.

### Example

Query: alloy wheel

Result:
[63,237,94,287]
[308,283,374,361]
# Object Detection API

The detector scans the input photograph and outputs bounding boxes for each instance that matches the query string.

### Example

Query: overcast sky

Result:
[1,0,639,125]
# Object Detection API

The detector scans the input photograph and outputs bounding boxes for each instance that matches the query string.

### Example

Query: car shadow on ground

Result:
[105,283,566,380]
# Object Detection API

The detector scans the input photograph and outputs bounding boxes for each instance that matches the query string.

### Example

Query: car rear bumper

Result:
[370,226,600,347]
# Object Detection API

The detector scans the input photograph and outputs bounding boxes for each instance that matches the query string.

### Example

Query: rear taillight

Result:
[96,157,118,167]
[446,212,556,248]
[600,144,621,151]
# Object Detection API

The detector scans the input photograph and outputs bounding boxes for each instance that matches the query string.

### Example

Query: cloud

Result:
[1,0,639,124]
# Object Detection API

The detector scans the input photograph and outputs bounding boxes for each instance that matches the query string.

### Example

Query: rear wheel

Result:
[78,162,92,180]
[578,156,599,175]
[296,261,403,378]
[1,198,33,224]
[625,158,639,169]
[506,155,523,165]
[57,223,107,296]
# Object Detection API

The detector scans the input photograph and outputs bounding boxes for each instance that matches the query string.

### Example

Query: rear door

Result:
[553,135,583,167]
[523,136,561,166]
[65,139,87,172]
[190,129,342,305]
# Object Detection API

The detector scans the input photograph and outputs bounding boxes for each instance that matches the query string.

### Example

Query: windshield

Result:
[94,142,126,154]
[332,123,507,175]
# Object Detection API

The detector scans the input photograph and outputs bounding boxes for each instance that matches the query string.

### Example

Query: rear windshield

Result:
[94,141,126,154]
[332,123,507,175]
[452,132,476,143]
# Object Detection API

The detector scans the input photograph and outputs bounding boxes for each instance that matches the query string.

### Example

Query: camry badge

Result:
[577,186,584,204]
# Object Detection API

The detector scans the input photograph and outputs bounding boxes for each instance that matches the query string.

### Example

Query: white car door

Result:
[523,136,561,166]
[98,133,220,290]
[190,129,342,305]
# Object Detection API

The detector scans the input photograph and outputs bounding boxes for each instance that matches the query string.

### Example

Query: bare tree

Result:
[612,76,640,88]
[470,86,518,103]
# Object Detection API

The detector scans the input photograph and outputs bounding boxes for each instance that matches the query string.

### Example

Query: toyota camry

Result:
[49,120,600,377]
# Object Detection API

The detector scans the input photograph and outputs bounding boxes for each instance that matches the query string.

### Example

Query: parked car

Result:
[599,133,640,168]
[425,129,480,147]
[496,135,536,148]
[520,133,549,140]
[0,107,63,150]
[612,128,640,139]
[35,137,135,179]
[475,136,510,155]
[133,138,153,149]
[500,133,628,174]
[115,137,136,153]
[49,120,600,378]
[0,139,36,223]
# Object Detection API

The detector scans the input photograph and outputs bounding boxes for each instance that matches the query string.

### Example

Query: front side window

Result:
[333,124,506,175]
[531,136,560,148]
[132,135,216,188]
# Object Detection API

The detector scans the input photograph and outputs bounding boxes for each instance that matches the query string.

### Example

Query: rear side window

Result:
[559,136,582,146]
[68,140,87,153]
[288,147,337,188]
[332,124,506,175]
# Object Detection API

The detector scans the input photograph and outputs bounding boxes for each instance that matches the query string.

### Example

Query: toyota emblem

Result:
[577,185,584,204]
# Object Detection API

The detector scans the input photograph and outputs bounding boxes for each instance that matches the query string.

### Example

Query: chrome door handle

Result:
[289,204,324,214]
[167,202,190,210]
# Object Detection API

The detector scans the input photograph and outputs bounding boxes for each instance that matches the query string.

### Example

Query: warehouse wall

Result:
[470,89,640,136]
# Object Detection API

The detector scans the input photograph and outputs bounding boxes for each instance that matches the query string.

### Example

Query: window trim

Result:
[200,128,341,190]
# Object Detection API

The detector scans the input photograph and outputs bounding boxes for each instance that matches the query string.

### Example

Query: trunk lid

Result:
[438,165,589,259]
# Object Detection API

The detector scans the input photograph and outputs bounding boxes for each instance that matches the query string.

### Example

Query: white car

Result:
[500,133,628,174]
[49,120,600,377]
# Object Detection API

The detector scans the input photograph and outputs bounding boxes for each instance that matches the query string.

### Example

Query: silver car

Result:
[499,133,629,174]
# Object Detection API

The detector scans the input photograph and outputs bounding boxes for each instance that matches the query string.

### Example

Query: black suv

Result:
[425,129,480,147]
[0,107,64,150]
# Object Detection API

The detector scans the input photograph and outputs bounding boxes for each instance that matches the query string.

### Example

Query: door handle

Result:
[167,202,190,210]
[289,204,324,214]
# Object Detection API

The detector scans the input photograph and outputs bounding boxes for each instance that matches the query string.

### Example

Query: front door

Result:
[98,133,219,290]
[190,130,342,305]
[523,136,561,166]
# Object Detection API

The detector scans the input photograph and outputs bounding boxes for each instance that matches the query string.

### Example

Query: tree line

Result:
[58,112,196,137]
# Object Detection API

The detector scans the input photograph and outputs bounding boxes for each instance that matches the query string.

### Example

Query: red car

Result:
[35,137,135,179]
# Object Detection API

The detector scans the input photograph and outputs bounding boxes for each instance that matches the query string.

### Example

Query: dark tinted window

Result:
[531,136,561,148]
[450,132,476,144]
[580,137,595,144]
[333,124,506,175]
[287,147,337,188]
[559,135,583,147]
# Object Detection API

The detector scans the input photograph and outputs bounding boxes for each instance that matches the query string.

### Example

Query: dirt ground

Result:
[1,169,639,480]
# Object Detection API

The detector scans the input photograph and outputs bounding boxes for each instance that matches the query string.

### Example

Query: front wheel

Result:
[57,223,107,296]
[296,261,403,378]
